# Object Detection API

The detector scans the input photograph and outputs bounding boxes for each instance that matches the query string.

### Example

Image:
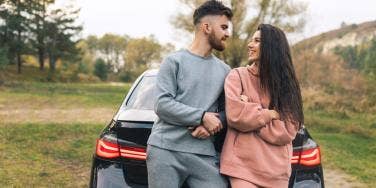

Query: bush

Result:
[119,71,133,82]
[94,58,108,81]
[77,73,100,82]
[119,67,147,82]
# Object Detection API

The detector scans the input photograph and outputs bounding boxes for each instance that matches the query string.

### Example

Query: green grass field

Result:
[304,110,376,186]
[0,81,375,187]
[0,81,130,108]
[0,123,103,187]
[0,81,130,187]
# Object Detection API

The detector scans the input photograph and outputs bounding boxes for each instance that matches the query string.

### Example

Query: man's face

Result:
[207,15,231,51]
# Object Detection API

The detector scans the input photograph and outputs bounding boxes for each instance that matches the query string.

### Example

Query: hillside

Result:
[294,20,376,54]
[290,21,376,186]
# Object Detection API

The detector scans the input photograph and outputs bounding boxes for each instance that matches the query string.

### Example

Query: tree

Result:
[96,34,129,72]
[28,0,55,71]
[124,36,162,68]
[334,38,376,77]
[44,5,82,80]
[123,36,164,72]
[359,39,376,77]
[0,46,8,69]
[85,35,98,53]
[76,39,95,74]
[121,36,170,81]
[94,58,107,81]
[0,0,30,73]
[0,46,8,83]
[171,0,307,67]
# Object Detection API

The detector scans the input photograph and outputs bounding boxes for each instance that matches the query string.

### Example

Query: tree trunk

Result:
[17,28,22,74]
[49,53,56,72]
[17,52,21,74]
[38,48,44,70]
[47,53,56,81]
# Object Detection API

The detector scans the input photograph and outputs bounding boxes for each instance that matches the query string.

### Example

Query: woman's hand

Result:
[240,95,249,102]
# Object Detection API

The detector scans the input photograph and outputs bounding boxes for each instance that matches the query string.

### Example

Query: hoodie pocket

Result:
[233,133,290,177]
[233,132,257,161]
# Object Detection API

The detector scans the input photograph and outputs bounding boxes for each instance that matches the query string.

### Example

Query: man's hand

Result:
[269,110,280,120]
[202,112,222,135]
[191,125,210,139]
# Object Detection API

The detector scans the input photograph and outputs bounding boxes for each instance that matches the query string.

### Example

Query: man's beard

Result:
[208,32,225,51]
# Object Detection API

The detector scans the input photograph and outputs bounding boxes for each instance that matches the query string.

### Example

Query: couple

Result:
[147,1,303,188]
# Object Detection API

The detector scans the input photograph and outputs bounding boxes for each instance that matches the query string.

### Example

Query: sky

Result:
[57,0,376,48]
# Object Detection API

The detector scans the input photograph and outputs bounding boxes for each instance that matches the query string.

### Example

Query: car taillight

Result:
[96,139,120,158]
[291,147,321,166]
[120,146,147,160]
[96,139,146,160]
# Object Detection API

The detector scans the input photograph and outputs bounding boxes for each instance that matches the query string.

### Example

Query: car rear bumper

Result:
[90,157,148,188]
[290,166,324,188]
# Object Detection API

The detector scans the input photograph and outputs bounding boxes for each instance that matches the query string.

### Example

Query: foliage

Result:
[0,0,82,77]
[82,34,173,82]
[94,58,108,81]
[124,36,162,67]
[96,34,129,72]
[292,48,376,113]
[27,0,55,71]
[0,46,9,69]
[334,38,376,77]
[44,6,82,74]
[0,0,30,73]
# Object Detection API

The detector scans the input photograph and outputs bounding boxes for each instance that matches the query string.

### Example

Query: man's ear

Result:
[202,22,212,34]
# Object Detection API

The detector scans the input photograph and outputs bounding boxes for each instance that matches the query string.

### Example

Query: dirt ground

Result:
[324,168,367,188]
[0,107,116,124]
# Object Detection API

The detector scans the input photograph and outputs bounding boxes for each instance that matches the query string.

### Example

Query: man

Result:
[147,1,233,187]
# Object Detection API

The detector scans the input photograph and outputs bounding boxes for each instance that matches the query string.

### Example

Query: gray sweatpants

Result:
[146,145,228,188]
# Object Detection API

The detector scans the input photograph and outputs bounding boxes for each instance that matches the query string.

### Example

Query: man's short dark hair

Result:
[193,0,233,25]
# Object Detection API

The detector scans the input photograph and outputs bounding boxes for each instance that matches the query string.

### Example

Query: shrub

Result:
[94,58,108,81]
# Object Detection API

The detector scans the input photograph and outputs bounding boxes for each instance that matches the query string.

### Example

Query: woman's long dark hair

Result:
[258,24,304,126]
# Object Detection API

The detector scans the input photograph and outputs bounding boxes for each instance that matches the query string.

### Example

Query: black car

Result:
[89,69,325,188]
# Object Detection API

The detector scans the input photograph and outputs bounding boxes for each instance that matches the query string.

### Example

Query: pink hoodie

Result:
[220,65,299,187]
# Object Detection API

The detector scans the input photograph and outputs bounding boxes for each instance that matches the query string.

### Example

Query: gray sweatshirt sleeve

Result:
[217,90,227,128]
[154,57,205,127]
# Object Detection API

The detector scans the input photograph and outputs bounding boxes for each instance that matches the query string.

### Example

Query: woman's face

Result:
[247,30,261,63]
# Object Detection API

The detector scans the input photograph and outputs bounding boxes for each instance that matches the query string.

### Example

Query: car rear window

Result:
[125,76,156,110]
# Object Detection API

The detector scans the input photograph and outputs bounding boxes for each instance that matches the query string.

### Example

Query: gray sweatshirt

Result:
[147,49,231,156]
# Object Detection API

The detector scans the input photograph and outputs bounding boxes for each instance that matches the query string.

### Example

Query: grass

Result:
[0,64,51,82]
[0,81,375,187]
[0,81,131,187]
[0,123,103,187]
[305,109,376,186]
[0,81,131,108]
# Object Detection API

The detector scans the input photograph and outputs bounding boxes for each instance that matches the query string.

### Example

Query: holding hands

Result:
[190,112,223,139]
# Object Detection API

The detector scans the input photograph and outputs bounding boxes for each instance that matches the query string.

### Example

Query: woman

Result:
[220,24,304,188]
